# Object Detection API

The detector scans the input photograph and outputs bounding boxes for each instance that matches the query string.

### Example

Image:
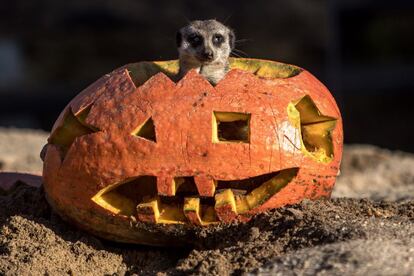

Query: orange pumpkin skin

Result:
[42,59,343,245]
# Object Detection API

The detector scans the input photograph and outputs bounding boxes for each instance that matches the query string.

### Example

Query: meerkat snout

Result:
[176,19,235,85]
[201,48,214,61]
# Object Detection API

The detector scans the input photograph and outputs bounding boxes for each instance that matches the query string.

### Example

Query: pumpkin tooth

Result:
[136,197,160,223]
[183,197,203,225]
[214,189,238,222]
[194,176,216,197]
[156,176,175,196]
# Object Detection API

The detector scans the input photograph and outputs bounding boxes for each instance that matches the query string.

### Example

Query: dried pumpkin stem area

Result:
[91,168,299,225]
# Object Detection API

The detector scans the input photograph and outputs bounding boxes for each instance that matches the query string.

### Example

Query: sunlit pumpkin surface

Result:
[43,58,343,245]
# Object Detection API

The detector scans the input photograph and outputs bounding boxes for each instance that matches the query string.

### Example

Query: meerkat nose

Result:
[202,50,214,60]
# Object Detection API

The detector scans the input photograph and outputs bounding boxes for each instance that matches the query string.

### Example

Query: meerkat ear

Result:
[176,31,182,47]
[229,30,235,50]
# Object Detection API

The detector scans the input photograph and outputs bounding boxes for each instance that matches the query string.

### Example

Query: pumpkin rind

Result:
[43,58,343,245]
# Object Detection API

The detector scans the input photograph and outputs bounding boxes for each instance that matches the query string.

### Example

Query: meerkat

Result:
[176,19,235,85]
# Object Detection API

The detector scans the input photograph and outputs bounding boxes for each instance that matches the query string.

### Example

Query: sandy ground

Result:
[0,127,413,275]
[0,128,46,174]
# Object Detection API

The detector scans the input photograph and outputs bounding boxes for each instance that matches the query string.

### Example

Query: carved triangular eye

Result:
[132,117,156,142]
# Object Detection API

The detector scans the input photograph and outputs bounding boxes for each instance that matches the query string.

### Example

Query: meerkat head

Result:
[176,19,235,67]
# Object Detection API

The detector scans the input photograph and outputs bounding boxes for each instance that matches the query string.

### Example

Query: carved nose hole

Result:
[212,111,251,143]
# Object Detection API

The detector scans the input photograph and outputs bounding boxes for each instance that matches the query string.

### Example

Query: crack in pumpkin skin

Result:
[42,58,343,245]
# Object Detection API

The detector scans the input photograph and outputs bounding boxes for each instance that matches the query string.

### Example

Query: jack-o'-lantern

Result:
[42,58,343,245]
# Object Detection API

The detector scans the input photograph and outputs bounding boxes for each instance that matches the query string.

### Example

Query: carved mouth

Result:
[92,168,299,225]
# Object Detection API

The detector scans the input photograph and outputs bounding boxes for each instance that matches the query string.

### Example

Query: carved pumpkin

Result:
[42,58,343,245]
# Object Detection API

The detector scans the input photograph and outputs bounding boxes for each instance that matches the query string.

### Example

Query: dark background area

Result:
[0,0,413,152]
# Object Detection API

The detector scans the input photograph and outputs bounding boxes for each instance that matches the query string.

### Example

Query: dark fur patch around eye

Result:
[176,31,182,47]
[188,33,203,47]
[212,34,224,47]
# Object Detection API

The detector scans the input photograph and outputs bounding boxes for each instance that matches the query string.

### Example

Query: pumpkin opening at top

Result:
[43,58,342,245]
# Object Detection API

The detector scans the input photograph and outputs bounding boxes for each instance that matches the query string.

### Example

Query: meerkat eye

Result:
[212,34,224,46]
[188,34,202,47]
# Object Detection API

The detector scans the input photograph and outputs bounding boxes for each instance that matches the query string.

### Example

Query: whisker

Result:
[231,52,243,58]
[235,39,251,43]
[180,14,191,24]
[232,48,249,57]
[223,13,234,24]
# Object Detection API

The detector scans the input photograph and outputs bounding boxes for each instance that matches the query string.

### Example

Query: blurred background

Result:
[0,0,413,151]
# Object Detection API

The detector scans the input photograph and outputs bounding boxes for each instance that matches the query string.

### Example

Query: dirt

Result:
[0,128,414,275]
[333,144,414,201]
